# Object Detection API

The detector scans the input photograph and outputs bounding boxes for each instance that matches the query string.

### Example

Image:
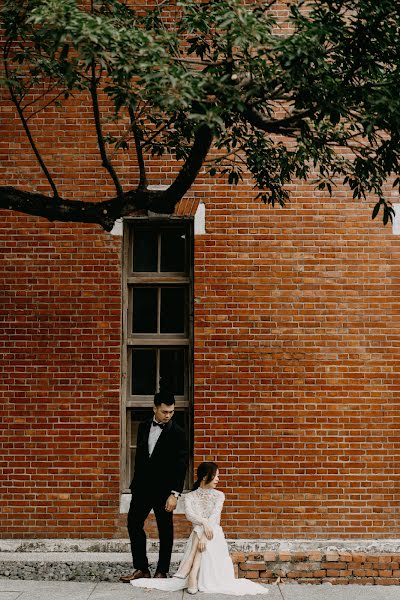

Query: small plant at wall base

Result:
[0,0,399,231]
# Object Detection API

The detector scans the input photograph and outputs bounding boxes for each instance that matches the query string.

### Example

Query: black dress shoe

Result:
[120,569,151,583]
[153,571,168,578]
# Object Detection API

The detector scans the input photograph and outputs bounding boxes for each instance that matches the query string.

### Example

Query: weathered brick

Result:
[230,552,245,564]
[263,551,277,562]
[239,562,265,571]
[325,551,339,562]
[278,552,292,562]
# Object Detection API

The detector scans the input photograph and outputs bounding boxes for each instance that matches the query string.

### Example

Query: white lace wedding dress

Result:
[130,487,268,595]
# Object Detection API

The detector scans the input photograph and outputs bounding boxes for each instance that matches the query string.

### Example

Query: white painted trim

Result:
[109,218,123,236]
[194,202,206,235]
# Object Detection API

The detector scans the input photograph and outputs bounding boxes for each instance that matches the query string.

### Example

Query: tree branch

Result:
[26,89,67,122]
[128,106,147,191]
[89,61,124,197]
[22,81,60,111]
[3,53,60,198]
[0,124,213,229]
[0,185,163,232]
[242,106,311,135]
[161,124,213,211]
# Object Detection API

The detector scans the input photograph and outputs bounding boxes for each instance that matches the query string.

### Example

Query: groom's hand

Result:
[165,494,178,512]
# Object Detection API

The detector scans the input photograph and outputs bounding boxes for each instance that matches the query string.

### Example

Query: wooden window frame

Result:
[121,217,194,492]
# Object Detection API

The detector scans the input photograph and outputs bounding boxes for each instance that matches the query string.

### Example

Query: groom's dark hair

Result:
[154,390,175,407]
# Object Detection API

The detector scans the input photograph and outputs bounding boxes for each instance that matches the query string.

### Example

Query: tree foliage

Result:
[1,0,399,230]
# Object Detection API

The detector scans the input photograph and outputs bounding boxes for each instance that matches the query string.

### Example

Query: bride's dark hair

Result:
[192,461,219,490]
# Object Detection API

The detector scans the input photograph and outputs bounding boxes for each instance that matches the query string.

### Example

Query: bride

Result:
[130,461,268,595]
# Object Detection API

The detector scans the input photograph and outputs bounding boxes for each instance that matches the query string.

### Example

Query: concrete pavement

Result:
[1,579,400,600]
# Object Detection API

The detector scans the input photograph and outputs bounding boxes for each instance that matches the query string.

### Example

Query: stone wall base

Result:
[2,540,400,584]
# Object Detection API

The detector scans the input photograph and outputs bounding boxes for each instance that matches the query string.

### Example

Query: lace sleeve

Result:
[184,493,208,527]
[208,491,225,525]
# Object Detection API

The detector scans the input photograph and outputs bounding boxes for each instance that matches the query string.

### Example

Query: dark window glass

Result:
[133,229,158,272]
[131,349,156,394]
[160,348,184,395]
[132,288,158,333]
[160,287,185,333]
[160,228,186,272]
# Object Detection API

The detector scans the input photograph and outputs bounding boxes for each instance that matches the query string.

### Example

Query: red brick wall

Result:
[194,186,400,539]
[1,18,400,540]
[0,215,122,537]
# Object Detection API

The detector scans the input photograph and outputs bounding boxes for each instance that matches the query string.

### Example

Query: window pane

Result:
[133,229,158,272]
[132,288,158,333]
[160,287,185,333]
[131,349,157,395]
[129,408,153,447]
[160,228,186,272]
[160,348,185,395]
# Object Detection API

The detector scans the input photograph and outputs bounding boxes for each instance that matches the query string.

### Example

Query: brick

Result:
[242,571,260,579]
[278,552,292,562]
[321,562,347,570]
[378,570,393,577]
[239,562,265,571]
[312,570,326,577]
[230,552,245,564]
[377,578,400,585]
[263,551,277,562]
[308,551,323,561]
[351,553,367,563]
[292,551,308,561]
[325,552,339,562]
[259,570,274,578]
[338,552,352,562]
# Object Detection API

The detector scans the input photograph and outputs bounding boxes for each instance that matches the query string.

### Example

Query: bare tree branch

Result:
[128,106,147,191]
[26,89,67,122]
[89,61,124,197]
[3,49,60,198]
[22,81,60,111]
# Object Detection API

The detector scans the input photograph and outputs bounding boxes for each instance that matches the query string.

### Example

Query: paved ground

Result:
[1,580,400,600]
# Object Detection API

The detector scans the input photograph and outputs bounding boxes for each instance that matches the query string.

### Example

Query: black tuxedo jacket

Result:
[130,418,188,500]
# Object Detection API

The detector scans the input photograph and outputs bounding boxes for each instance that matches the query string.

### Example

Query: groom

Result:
[120,390,188,582]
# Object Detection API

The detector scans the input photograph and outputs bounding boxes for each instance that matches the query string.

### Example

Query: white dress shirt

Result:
[148,420,164,456]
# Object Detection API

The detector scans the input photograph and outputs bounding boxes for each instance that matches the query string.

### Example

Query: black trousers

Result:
[127,491,173,574]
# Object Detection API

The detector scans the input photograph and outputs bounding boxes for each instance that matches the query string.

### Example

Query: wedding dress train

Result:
[130,487,268,595]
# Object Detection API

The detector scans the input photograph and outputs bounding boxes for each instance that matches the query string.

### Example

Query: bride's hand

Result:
[203,524,213,540]
[198,536,207,552]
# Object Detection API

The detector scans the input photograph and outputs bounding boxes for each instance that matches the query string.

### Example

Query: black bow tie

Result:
[152,421,165,429]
